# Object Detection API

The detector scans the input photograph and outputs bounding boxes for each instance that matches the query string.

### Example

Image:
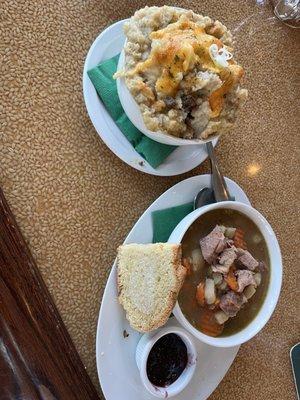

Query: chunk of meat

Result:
[212,247,237,274]
[237,249,259,271]
[212,264,228,274]
[200,225,226,264]
[221,246,237,261]
[225,238,234,247]
[235,270,256,293]
[257,261,267,272]
[219,291,246,317]
[215,238,226,254]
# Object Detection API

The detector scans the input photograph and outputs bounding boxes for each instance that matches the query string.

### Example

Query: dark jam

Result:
[146,333,188,387]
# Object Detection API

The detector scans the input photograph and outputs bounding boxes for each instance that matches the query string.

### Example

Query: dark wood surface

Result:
[0,187,100,400]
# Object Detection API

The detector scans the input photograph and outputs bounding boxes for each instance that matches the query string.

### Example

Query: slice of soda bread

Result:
[117,243,186,332]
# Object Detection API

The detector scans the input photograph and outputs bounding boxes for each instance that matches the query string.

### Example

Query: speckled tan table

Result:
[1,0,299,398]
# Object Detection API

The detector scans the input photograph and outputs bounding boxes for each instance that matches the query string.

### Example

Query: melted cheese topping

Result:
[209,64,244,117]
[130,17,224,92]
[127,15,244,116]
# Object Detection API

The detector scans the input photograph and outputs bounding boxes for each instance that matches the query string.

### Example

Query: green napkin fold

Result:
[152,202,194,243]
[87,54,177,168]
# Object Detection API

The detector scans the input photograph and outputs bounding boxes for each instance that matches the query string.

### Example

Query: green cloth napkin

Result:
[87,54,177,168]
[152,202,194,243]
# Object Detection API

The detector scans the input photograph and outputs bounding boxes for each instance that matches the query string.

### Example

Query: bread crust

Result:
[117,243,186,332]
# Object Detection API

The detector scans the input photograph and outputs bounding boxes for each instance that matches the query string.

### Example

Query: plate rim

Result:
[82,20,218,177]
[96,174,251,400]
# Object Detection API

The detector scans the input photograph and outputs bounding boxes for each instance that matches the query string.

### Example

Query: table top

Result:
[0,1,299,399]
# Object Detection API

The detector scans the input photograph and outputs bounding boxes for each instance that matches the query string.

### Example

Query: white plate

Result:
[82,20,217,176]
[96,174,251,400]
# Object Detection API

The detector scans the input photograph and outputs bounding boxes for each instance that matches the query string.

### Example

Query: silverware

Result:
[193,187,215,209]
[193,141,231,209]
[206,141,230,202]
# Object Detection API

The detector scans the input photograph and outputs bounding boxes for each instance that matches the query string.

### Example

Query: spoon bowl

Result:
[193,188,215,210]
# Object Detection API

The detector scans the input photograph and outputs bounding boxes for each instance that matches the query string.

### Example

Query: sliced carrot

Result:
[182,257,192,276]
[197,308,224,337]
[233,227,247,250]
[196,281,206,306]
[225,268,238,292]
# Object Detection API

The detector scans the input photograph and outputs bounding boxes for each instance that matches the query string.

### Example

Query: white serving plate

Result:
[82,20,217,176]
[96,174,251,400]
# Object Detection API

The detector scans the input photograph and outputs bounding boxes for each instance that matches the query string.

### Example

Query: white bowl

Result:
[135,326,197,398]
[116,49,218,146]
[168,201,282,348]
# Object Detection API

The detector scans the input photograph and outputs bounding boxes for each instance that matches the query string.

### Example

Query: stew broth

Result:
[178,209,270,336]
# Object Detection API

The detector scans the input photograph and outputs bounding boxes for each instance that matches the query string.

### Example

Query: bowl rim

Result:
[138,326,197,398]
[168,201,282,347]
[116,49,219,146]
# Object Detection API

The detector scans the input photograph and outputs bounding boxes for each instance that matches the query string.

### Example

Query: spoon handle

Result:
[206,141,230,202]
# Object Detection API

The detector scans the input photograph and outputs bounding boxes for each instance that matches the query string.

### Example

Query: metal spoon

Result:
[193,187,215,209]
[193,141,230,209]
[206,141,230,202]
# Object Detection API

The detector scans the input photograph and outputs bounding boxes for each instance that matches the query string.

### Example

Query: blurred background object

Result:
[273,0,300,27]
[0,187,99,400]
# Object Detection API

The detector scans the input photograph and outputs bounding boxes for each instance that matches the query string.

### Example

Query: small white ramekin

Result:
[135,326,197,398]
[168,201,282,348]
